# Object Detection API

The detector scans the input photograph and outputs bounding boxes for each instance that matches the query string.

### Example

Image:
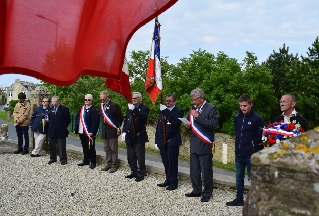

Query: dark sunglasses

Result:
[84,99,92,101]
[42,101,48,102]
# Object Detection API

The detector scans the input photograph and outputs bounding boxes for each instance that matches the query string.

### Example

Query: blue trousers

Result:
[159,145,179,187]
[235,155,251,200]
[15,126,29,151]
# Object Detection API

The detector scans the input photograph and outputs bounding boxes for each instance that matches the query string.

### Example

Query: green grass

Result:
[0,111,13,122]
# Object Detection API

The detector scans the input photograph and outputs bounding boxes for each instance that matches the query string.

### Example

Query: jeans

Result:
[235,155,251,200]
[16,126,29,151]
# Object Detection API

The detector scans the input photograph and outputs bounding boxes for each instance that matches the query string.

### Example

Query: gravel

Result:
[0,145,243,216]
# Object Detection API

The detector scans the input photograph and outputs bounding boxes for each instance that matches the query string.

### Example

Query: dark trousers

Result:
[235,155,251,200]
[49,138,67,163]
[126,142,146,178]
[159,145,179,187]
[79,134,96,165]
[190,153,212,197]
[15,126,29,151]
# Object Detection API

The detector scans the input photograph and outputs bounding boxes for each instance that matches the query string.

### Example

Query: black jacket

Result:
[274,113,308,131]
[48,105,71,139]
[74,105,100,137]
[234,109,265,156]
[155,106,184,147]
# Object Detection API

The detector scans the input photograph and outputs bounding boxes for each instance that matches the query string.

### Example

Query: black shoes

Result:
[61,161,67,165]
[226,198,244,206]
[78,162,90,166]
[157,182,169,187]
[21,151,29,155]
[89,164,96,169]
[185,192,201,197]
[166,186,177,191]
[135,176,144,182]
[48,160,57,164]
[30,154,40,157]
[13,149,23,154]
[125,173,137,179]
[201,196,210,202]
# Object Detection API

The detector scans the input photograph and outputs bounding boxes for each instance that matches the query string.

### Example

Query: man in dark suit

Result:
[274,93,308,131]
[74,94,100,169]
[99,91,123,173]
[184,88,219,202]
[122,92,149,182]
[155,94,184,191]
[48,96,71,165]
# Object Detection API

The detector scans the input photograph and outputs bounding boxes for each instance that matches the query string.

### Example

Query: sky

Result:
[0,0,318,88]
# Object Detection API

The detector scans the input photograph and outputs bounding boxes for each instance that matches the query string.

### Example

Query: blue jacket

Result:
[155,106,184,147]
[74,105,100,137]
[30,106,52,134]
[234,109,265,156]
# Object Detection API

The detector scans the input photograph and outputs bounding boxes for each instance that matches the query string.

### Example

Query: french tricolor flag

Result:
[145,18,162,104]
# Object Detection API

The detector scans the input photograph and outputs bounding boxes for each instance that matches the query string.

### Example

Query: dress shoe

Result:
[78,162,90,166]
[61,161,67,165]
[101,166,111,171]
[30,154,40,157]
[135,176,144,182]
[125,173,137,179]
[166,186,177,191]
[157,182,169,187]
[109,167,117,173]
[89,164,96,169]
[185,192,201,197]
[201,196,210,202]
[14,149,23,154]
[21,151,29,155]
[226,198,244,206]
[48,160,57,164]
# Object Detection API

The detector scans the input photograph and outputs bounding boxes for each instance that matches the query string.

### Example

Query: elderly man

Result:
[13,92,31,154]
[48,96,71,165]
[184,88,219,202]
[122,92,149,182]
[99,91,123,173]
[155,94,184,191]
[74,94,100,169]
[274,94,308,131]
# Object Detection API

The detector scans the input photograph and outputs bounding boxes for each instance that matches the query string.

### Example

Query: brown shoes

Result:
[101,166,111,171]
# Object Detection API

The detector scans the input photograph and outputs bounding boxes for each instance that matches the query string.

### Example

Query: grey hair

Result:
[100,91,109,97]
[85,94,93,100]
[51,96,59,101]
[190,88,205,98]
[132,92,142,99]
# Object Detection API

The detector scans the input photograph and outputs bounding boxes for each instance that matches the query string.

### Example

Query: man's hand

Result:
[121,132,126,141]
[128,103,135,110]
[191,109,199,118]
[160,104,167,111]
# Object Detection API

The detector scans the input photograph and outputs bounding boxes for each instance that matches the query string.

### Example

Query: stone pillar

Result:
[30,86,51,151]
[243,128,319,216]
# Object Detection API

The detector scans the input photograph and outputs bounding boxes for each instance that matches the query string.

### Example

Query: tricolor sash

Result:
[100,103,120,130]
[80,105,92,140]
[189,110,213,144]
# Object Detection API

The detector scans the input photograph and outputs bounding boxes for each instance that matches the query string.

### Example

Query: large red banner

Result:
[0,0,177,87]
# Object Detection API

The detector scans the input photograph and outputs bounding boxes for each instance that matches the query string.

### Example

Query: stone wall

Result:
[243,128,319,216]
[145,125,236,164]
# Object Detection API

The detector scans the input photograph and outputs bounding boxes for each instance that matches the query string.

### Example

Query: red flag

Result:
[0,0,177,90]
[106,59,131,102]
[145,18,162,103]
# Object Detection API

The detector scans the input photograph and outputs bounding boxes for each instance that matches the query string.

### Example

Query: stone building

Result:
[5,78,37,104]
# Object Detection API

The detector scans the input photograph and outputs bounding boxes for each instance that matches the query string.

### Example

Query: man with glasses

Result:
[13,92,31,154]
[47,96,71,165]
[184,88,219,202]
[29,97,52,157]
[74,94,100,169]
[99,91,123,173]
[122,92,149,182]
[155,94,184,191]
